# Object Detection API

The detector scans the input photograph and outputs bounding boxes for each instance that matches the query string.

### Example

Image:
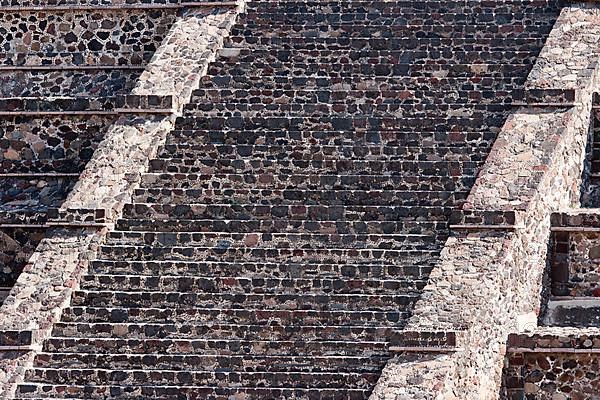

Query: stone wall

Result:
[502,327,600,399]
[0,3,204,290]
[0,8,180,97]
[371,4,600,399]
[0,2,245,397]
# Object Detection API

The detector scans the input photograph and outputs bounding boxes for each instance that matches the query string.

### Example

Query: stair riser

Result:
[78,274,427,294]
[26,369,380,388]
[115,218,447,235]
[224,37,547,53]
[41,339,389,357]
[121,203,455,221]
[106,232,438,249]
[89,261,434,280]
[52,322,401,341]
[219,49,541,67]
[240,13,558,26]
[131,189,467,208]
[61,307,408,326]
[208,61,534,79]
[16,385,371,400]
[98,245,439,262]
[196,75,526,90]
[34,353,388,373]
[71,291,419,310]
[139,174,473,192]
[165,129,484,146]
[174,116,507,133]
[158,146,487,163]
[148,159,481,176]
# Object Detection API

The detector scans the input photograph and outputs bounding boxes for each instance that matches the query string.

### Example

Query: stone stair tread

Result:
[24,368,381,387]
[89,259,435,280]
[14,383,372,400]
[211,61,536,72]
[51,321,403,336]
[72,290,422,308]
[61,306,409,325]
[80,273,426,282]
[33,352,390,372]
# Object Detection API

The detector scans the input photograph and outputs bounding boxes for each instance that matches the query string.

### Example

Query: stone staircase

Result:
[0,0,205,297]
[12,0,564,398]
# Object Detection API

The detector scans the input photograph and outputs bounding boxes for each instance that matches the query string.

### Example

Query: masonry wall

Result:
[371,4,600,399]
[0,4,188,297]
[0,2,244,396]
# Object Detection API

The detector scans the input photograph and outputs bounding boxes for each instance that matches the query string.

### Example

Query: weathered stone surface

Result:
[0,2,243,398]
[0,0,580,398]
[371,4,600,400]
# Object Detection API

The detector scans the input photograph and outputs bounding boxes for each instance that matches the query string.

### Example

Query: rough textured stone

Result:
[0,2,243,398]
[371,4,600,400]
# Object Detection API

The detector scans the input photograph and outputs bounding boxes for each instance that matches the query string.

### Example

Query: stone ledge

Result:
[0,330,35,348]
[0,96,117,112]
[0,1,237,10]
[389,331,464,353]
[0,172,79,177]
[0,95,175,116]
[448,209,524,230]
[47,208,108,226]
[550,210,600,228]
[507,329,600,352]
[0,65,146,71]
[513,88,576,105]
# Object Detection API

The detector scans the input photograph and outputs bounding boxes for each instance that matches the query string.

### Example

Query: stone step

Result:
[158,143,489,161]
[42,337,390,357]
[184,102,513,118]
[121,202,454,221]
[51,322,402,341]
[147,158,481,176]
[33,352,389,373]
[225,36,547,52]
[105,231,437,248]
[88,260,435,280]
[164,128,496,147]
[131,187,468,207]
[239,12,559,27]
[25,367,380,388]
[217,48,541,66]
[542,298,600,328]
[208,61,535,79]
[77,274,427,295]
[61,306,409,326]
[71,290,420,310]
[139,172,474,192]
[114,218,446,235]
[193,75,524,91]
[15,383,371,399]
[230,23,553,40]
[96,244,440,262]
[174,114,508,132]
[244,1,562,15]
